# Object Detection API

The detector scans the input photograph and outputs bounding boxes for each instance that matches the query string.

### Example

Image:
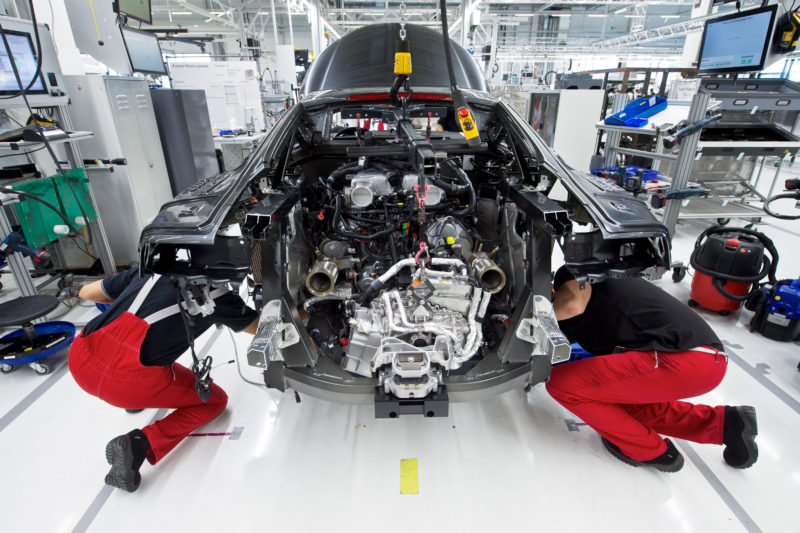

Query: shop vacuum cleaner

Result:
[688,227,778,316]
[746,279,800,341]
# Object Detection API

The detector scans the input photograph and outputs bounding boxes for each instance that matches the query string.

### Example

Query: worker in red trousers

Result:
[69,267,258,491]
[548,266,758,472]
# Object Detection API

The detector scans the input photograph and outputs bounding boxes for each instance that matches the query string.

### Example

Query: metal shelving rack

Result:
[596,92,713,235]
[0,107,116,298]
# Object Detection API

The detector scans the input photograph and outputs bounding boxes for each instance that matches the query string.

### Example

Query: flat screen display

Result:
[0,30,46,94]
[697,5,777,73]
[114,0,152,25]
[120,26,167,75]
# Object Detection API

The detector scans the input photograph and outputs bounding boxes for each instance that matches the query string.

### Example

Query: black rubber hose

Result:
[0,186,89,246]
[442,159,475,216]
[331,196,400,242]
[327,162,363,186]
[764,191,800,220]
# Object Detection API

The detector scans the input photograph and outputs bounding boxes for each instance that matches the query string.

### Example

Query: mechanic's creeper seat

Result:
[0,295,75,375]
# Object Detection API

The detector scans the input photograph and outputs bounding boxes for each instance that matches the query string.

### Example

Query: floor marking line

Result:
[187,426,244,439]
[565,419,588,431]
[71,409,168,533]
[677,442,763,533]
[723,342,800,416]
[400,458,419,495]
[0,363,68,433]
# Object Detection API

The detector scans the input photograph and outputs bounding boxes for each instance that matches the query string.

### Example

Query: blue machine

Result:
[748,279,800,341]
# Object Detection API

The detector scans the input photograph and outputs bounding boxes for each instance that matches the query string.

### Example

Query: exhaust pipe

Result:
[305,259,338,296]
[465,250,506,294]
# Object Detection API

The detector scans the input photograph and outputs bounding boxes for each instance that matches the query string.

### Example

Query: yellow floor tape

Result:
[400,458,419,494]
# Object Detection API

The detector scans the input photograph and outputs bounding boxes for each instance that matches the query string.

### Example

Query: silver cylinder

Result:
[305,259,338,296]
[470,252,506,294]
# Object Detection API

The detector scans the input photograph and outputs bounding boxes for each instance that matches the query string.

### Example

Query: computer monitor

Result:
[0,29,46,95]
[120,26,167,75]
[114,0,152,25]
[697,5,778,73]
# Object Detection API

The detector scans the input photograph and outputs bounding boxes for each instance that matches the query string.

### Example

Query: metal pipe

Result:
[287,0,295,49]
[271,0,279,49]
[377,257,466,285]
[305,259,338,296]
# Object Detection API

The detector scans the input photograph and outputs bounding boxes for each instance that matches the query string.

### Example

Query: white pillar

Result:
[681,0,712,68]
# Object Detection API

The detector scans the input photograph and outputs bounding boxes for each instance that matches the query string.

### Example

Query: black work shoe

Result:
[125,409,144,414]
[602,437,685,473]
[723,406,758,469]
[104,429,150,492]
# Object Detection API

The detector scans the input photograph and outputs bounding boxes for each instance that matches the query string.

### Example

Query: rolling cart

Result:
[0,295,75,375]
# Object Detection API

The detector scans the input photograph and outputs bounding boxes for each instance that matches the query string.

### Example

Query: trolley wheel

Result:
[1,363,17,374]
[718,310,731,317]
[672,267,687,283]
[31,361,50,375]
[688,299,698,307]
[716,218,730,226]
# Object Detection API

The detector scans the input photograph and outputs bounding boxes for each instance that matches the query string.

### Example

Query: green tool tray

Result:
[11,169,97,248]
[11,177,63,248]
[52,169,97,227]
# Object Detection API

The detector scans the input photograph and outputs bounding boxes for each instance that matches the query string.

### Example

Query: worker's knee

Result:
[208,385,228,415]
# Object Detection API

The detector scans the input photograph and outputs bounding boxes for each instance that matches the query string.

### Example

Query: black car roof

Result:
[301,23,489,95]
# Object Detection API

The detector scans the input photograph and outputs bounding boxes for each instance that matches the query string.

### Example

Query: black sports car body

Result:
[139,24,670,417]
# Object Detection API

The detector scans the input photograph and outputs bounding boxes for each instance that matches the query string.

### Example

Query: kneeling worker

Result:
[548,266,757,472]
[69,267,258,491]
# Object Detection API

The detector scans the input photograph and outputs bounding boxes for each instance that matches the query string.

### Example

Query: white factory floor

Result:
[1,218,799,533]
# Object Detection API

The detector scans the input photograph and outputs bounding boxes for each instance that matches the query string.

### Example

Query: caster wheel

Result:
[719,310,730,317]
[688,299,698,307]
[716,218,730,226]
[1,363,17,374]
[672,267,686,283]
[31,362,50,375]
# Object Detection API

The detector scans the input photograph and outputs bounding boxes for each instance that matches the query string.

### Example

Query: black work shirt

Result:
[554,266,722,356]
[82,268,258,366]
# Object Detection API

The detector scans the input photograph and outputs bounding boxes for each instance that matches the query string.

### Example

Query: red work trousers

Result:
[68,311,227,464]
[546,348,727,461]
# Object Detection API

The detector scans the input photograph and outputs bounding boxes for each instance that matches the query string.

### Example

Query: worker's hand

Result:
[58,283,83,301]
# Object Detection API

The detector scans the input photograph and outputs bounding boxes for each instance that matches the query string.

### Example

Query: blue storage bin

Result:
[590,166,660,182]
[604,96,668,126]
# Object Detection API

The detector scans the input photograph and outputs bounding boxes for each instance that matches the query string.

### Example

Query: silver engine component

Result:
[343,169,393,208]
[305,256,356,297]
[426,216,506,294]
[343,169,444,209]
[401,173,443,206]
[305,258,338,296]
[516,295,572,364]
[467,250,506,294]
[343,259,490,399]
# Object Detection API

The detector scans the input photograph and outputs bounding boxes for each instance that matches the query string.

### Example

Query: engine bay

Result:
[140,94,671,414]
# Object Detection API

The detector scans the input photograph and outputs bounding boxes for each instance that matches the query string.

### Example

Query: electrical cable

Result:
[0,146,45,158]
[230,327,266,387]
[0,186,89,244]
